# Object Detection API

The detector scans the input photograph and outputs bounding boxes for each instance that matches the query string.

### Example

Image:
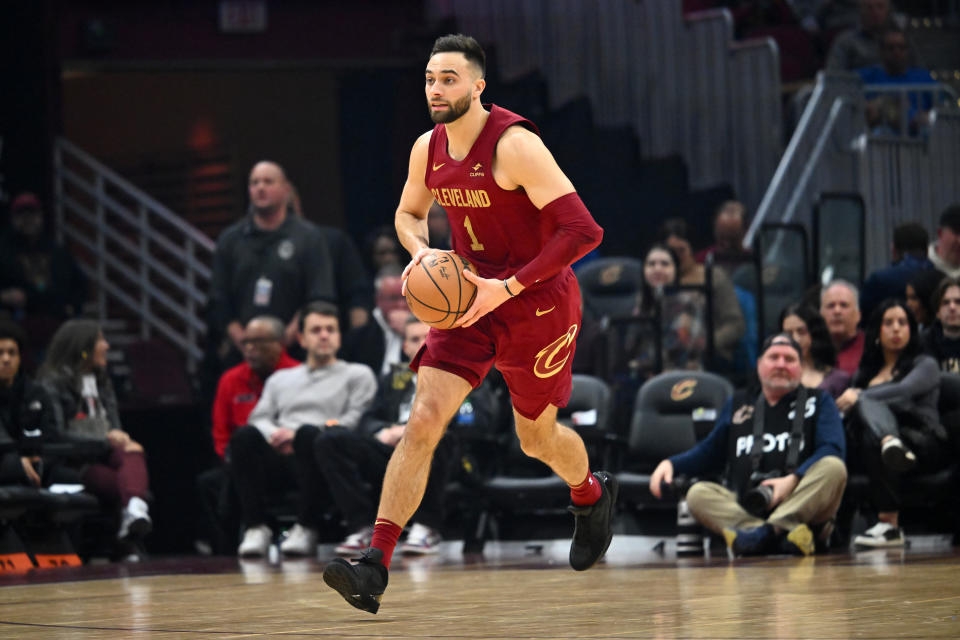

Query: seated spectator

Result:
[363,225,404,278]
[650,334,847,556]
[904,268,944,332]
[836,299,946,547]
[857,27,937,136]
[781,303,852,398]
[922,277,960,372]
[38,320,152,555]
[321,317,495,556]
[340,265,409,377]
[230,302,377,558]
[820,279,865,376]
[694,200,752,266]
[0,319,62,487]
[860,222,932,319]
[826,0,905,71]
[926,205,960,279]
[0,192,87,364]
[614,244,708,378]
[211,316,300,459]
[661,218,746,366]
[197,315,299,555]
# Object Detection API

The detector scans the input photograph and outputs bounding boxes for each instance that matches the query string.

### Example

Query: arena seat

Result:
[616,370,733,511]
[575,256,645,320]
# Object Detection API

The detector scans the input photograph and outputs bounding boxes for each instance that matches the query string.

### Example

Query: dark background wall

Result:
[0,2,60,219]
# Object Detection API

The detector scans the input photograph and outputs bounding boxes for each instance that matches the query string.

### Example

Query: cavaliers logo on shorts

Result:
[533,324,578,379]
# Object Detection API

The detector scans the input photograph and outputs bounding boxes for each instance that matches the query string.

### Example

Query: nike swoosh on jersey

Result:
[535,306,556,317]
[432,162,446,171]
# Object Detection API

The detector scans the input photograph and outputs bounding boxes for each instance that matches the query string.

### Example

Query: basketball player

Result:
[323,34,613,614]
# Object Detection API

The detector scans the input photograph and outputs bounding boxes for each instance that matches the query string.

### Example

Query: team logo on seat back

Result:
[533,324,578,379]
[670,379,698,402]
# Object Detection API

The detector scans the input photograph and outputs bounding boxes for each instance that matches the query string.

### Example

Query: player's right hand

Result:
[649,459,673,499]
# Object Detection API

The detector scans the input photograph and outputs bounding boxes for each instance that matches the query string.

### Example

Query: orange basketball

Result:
[404,250,478,329]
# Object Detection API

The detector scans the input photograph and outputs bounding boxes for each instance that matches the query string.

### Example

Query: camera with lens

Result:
[739,470,782,518]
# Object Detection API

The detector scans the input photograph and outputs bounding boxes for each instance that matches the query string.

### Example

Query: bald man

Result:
[209,160,337,366]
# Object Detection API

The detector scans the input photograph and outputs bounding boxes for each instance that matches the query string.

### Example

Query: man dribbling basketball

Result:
[323,34,613,614]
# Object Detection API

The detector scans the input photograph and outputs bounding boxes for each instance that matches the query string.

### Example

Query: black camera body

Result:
[739,469,782,518]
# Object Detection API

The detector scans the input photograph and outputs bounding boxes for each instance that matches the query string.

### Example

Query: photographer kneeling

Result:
[650,334,847,556]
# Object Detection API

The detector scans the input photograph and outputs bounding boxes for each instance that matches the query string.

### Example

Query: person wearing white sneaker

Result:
[836,300,950,548]
[335,525,374,555]
[118,496,152,541]
[400,522,442,555]
[854,521,906,547]
[226,303,377,558]
[238,523,272,557]
[38,321,154,556]
[280,523,318,556]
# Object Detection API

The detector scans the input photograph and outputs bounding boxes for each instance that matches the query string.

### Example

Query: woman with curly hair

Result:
[835,299,946,548]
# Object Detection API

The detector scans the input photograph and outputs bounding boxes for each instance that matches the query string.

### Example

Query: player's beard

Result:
[428,93,471,124]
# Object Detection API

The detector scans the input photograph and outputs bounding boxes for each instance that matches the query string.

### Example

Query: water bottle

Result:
[457,399,475,426]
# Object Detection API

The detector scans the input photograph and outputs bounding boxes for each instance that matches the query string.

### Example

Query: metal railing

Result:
[53,138,215,368]
[747,71,960,273]
[744,72,866,249]
[861,82,959,140]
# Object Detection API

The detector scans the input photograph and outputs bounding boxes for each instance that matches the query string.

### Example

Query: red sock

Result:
[570,471,602,506]
[370,518,403,568]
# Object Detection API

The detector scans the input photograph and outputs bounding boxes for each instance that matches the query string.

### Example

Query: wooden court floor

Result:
[0,537,958,639]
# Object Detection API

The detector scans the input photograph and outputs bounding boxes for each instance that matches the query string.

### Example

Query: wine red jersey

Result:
[425,104,560,285]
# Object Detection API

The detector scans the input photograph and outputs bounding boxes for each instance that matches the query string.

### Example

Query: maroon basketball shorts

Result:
[411,268,581,420]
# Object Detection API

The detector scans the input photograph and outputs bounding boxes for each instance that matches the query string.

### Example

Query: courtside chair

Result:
[616,370,734,511]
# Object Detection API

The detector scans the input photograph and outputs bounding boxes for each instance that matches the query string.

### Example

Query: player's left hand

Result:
[454,270,513,328]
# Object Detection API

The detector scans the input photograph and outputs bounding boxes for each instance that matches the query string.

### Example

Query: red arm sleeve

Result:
[514,192,603,287]
[211,376,231,460]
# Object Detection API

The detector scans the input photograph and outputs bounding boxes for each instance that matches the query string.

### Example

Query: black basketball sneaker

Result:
[568,471,619,571]
[323,547,389,614]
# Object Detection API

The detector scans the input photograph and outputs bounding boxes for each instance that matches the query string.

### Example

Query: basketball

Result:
[404,250,478,329]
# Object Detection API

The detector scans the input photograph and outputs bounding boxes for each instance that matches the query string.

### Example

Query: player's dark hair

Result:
[298,301,340,333]
[431,34,486,78]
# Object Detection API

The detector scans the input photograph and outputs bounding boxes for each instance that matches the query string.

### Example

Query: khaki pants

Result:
[685,456,847,534]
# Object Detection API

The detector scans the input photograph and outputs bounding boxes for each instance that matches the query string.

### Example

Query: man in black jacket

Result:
[208,161,337,366]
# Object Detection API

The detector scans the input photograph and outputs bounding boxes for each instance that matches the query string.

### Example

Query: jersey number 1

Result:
[464,216,484,251]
